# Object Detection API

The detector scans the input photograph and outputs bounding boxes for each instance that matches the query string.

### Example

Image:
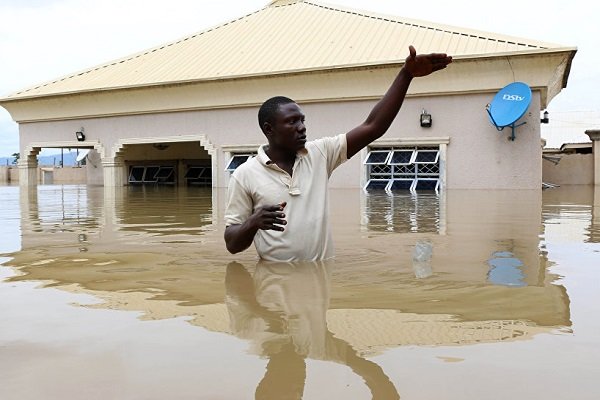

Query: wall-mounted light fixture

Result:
[420,109,432,128]
[75,128,85,142]
[540,110,549,124]
[153,143,170,151]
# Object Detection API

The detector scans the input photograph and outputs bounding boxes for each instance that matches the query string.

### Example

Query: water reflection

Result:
[4,186,575,330]
[3,183,598,398]
[362,191,441,234]
[226,261,400,399]
[542,185,600,244]
[115,186,214,238]
[487,251,526,287]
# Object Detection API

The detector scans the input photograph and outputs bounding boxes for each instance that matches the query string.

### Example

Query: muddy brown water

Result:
[1,184,599,399]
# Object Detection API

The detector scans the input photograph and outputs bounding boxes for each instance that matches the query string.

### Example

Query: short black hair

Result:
[258,96,295,132]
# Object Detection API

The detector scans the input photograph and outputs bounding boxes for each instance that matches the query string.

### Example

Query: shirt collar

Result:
[257,144,308,167]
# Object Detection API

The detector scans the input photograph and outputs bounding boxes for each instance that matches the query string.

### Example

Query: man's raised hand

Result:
[404,45,452,78]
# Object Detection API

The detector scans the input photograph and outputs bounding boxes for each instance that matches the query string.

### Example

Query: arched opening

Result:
[111,135,216,188]
[19,142,103,186]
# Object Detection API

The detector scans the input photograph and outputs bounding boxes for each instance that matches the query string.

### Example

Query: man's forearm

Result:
[346,67,413,158]
[366,68,412,129]
[224,221,258,254]
[364,67,413,135]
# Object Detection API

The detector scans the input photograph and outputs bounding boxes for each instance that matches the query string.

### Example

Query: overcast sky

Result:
[1,0,598,156]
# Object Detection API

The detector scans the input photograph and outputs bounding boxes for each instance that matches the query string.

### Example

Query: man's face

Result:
[265,102,307,153]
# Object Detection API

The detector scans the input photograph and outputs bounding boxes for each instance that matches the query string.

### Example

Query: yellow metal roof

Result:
[5,0,567,101]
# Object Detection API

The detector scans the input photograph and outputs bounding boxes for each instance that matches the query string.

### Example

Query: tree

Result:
[11,152,20,165]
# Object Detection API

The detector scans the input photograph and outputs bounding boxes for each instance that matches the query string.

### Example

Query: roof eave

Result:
[0,47,576,105]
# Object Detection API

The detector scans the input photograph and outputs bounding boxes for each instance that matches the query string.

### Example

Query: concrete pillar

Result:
[102,157,126,187]
[592,185,600,243]
[586,130,600,186]
[17,155,38,187]
[178,159,186,187]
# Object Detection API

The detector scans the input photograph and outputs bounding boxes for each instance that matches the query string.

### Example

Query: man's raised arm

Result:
[346,45,452,159]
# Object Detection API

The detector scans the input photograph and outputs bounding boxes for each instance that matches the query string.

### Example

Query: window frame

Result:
[225,153,256,172]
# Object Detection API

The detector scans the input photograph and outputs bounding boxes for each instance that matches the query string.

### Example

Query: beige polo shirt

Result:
[225,134,348,261]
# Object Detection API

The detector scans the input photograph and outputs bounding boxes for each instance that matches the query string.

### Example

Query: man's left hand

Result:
[404,45,452,78]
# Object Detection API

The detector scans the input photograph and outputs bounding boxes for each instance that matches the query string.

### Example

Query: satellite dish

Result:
[486,82,532,141]
[76,149,90,162]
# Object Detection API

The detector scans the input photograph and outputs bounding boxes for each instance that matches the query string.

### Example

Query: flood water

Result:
[1,184,599,399]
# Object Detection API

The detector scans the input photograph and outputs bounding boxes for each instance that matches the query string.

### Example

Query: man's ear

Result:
[262,121,273,139]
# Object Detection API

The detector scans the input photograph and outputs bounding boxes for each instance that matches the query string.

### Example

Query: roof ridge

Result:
[301,0,557,50]
[268,0,304,6]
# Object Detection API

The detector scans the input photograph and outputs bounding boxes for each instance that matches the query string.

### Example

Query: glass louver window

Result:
[364,146,441,192]
[226,154,255,172]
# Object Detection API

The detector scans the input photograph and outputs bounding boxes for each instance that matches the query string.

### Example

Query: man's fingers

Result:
[263,204,284,212]
[266,211,285,219]
[409,45,416,59]
[266,220,286,231]
[254,204,288,231]
[270,216,286,225]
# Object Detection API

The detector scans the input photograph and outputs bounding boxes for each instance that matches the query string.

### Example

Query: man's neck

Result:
[265,145,296,176]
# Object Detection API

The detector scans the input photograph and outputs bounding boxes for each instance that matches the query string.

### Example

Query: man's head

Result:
[258,96,307,153]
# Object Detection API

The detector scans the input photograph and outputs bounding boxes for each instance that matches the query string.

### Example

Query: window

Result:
[128,165,175,185]
[225,153,256,172]
[389,150,414,165]
[185,166,211,187]
[129,166,145,183]
[414,150,439,164]
[364,146,440,192]
[155,166,175,183]
[364,179,390,190]
[364,150,391,165]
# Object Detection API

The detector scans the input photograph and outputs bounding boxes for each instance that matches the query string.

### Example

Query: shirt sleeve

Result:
[314,134,348,176]
[224,174,253,226]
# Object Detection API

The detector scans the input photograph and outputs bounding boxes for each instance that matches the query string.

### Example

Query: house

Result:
[0,0,576,190]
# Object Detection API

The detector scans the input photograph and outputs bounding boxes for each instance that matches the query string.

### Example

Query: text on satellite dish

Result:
[502,94,525,101]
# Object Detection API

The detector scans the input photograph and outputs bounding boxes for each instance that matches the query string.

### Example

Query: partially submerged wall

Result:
[0,166,18,183]
[0,166,86,185]
[543,154,593,185]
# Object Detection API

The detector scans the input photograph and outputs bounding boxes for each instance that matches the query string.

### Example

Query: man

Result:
[225,46,452,261]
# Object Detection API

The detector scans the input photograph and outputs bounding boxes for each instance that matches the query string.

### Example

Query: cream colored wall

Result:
[287,93,542,189]
[1,167,85,184]
[53,167,86,183]
[543,154,594,185]
[443,92,542,189]
[0,167,11,183]
[18,91,543,189]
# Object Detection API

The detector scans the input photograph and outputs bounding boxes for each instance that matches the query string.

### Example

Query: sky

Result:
[1,0,599,156]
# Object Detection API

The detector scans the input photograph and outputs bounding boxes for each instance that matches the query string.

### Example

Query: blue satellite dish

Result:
[486,82,532,141]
